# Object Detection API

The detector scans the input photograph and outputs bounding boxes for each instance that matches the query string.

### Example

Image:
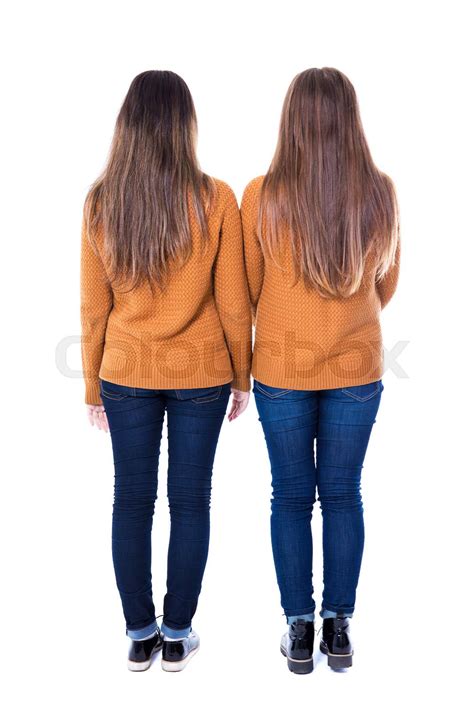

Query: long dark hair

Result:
[259,67,399,297]
[84,70,216,290]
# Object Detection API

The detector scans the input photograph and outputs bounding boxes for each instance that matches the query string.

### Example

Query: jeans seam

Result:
[191,386,222,403]
[174,386,222,403]
[101,390,129,401]
[100,382,136,400]
[341,380,381,402]
[255,382,292,399]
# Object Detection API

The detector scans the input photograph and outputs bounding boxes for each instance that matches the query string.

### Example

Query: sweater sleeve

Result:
[213,185,253,392]
[240,178,265,321]
[80,217,113,405]
[376,237,401,309]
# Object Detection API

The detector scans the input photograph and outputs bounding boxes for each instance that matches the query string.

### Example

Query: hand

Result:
[86,404,109,432]
[228,388,250,421]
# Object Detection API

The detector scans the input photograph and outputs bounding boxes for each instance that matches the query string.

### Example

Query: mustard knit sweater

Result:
[81,179,252,405]
[240,176,401,390]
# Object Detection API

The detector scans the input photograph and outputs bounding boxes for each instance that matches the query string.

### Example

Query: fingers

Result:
[237,394,250,415]
[227,395,236,421]
[98,409,109,433]
[227,392,250,421]
[87,405,109,433]
[92,408,102,430]
[227,402,239,421]
[87,406,95,426]
[102,410,109,433]
[227,397,240,421]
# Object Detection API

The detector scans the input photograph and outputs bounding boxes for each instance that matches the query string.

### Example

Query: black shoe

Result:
[319,615,353,670]
[280,619,315,674]
[127,630,164,671]
[161,630,200,672]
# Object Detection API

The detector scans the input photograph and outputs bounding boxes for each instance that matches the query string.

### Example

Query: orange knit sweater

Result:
[81,179,252,405]
[240,176,401,390]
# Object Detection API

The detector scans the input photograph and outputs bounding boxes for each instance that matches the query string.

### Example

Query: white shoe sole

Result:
[127,645,162,672]
[127,658,152,672]
[161,644,200,672]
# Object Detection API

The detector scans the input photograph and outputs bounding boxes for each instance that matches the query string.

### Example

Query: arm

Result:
[213,185,253,392]
[240,178,265,322]
[376,237,401,309]
[80,216,113,404]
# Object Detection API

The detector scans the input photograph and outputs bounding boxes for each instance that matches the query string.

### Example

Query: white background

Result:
[1,0,473,708]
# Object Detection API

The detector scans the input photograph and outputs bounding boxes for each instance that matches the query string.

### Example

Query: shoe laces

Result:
[333,618,348,637]
[319,616,348,637]
[291,619,315,639]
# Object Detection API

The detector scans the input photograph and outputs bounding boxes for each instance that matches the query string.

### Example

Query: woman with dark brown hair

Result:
[81,70,251,672]
[241,67,400,674]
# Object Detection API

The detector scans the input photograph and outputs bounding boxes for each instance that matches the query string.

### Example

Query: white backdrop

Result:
[1,0,472,708]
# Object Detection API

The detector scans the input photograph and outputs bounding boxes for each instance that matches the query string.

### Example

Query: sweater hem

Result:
[251,361,384,392]
[97,368,238,392]
[97,349,249,393]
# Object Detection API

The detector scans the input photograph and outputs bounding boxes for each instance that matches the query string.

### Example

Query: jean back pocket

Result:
[175,385,224,403]
[341,380,383,402]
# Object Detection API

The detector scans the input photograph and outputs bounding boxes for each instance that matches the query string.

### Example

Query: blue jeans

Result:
[100,379,231,639]
[253,379,383,620]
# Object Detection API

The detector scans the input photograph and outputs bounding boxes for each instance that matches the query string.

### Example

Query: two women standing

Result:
[81,68,400,674]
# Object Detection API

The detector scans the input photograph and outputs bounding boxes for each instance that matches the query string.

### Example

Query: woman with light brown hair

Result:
[81,70,251,672]
[241,67,400,674]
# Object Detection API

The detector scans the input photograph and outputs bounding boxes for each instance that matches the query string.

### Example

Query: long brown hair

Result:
[259,67,399,298]
[84,70,215,290]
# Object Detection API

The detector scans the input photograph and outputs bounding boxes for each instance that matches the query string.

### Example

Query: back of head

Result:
[84,70,215,290]
[259,67,399,298]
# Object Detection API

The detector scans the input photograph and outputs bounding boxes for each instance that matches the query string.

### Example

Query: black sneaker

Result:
[319,615,353,670]
[161,630,200,672]
[280,619,315,674]
[127,630,164,671]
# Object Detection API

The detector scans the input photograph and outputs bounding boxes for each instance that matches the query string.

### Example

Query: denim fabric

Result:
[253,379,383,620]
[287,613,315,625]
[161,621,191,640]
[100,379,231,638]
[127,619,159,641]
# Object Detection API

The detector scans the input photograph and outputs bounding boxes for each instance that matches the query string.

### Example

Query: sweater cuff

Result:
[231,375,251,392]
[85,379,102,405]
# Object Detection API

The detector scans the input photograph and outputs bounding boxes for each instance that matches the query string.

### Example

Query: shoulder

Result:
[241,176,265,211]
[242,175,265,199]
[210,177,239,209]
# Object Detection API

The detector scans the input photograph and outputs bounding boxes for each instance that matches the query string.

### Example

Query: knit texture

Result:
[81,179,252,405]
[240,175,401,390]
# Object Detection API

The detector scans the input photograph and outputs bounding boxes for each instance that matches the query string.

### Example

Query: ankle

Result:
[287,613,315,625]
[320,608,353,619]
[161,622,192,641]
